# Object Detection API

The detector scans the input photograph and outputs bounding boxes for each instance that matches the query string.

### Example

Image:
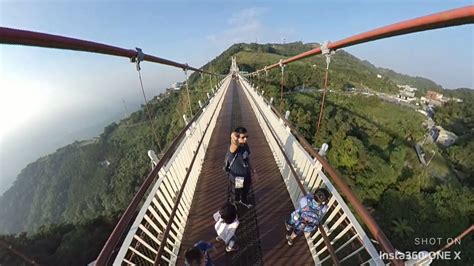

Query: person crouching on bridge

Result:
[214,202,239,252]
[223,127,256,208]
[285,188,330,246]
[184,241,214,266]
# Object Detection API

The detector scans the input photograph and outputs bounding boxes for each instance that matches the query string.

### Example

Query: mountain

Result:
[204,41,467,97]
[377,67,444,96]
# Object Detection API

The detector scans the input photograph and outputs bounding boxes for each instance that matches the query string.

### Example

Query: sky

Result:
[0,0,473,193]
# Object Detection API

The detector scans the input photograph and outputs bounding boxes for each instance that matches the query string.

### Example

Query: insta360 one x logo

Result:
[379,251,462,261]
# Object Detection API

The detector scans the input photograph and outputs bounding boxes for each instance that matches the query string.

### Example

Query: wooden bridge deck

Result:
[176,79,314,265]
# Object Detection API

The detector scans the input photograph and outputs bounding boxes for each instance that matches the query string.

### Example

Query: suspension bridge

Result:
[1,5,473,266]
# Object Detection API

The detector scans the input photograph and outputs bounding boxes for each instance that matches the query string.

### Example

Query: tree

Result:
[391,218,415,238]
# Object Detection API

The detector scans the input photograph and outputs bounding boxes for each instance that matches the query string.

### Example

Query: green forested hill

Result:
[1,42,472,265]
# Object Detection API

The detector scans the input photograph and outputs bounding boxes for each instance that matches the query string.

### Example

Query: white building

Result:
[397,85,418,102]
[398,91,416,102]
[397,85,418,92]
[172,82,184,90]
[433,126,458,147]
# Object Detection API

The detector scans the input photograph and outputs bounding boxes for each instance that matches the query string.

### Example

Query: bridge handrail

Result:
[0,27,214,75]
[239,75,401,265]
[250,6,473,74]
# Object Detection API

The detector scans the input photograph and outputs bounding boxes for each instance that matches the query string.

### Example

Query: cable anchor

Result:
[321,41,335,69]
[131,47,145,71]
[279,59,286,73]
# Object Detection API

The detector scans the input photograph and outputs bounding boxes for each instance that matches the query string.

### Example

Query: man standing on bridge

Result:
[223,127,256,208]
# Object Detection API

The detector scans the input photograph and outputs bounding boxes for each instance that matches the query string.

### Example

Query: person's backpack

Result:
[301,202,328,227]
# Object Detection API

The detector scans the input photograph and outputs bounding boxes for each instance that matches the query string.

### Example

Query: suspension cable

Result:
[0,239,38,265]
[264,66,268,93]
[209,73,212,92]
[183,66,193,117]
[133,48,163,154]
[315,42,334,141]
[279,59,286,101]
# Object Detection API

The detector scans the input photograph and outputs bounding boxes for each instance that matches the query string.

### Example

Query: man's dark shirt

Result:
[225,144,251,178]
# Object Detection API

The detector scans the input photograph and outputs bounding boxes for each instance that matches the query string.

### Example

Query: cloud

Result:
[206,7,295,47]
[228,7,263,25]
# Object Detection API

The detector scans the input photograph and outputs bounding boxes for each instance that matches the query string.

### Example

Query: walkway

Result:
[177,79,314,265]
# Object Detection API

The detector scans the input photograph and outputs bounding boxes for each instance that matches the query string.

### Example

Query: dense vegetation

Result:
[433,88,474,187]
[0,215,119,265]
[1,42,472,265]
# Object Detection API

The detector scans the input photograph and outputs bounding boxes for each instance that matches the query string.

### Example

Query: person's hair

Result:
[220,202,237,224]
[234,127,247,134]
[184,246,202,265]
[314,188,330,203]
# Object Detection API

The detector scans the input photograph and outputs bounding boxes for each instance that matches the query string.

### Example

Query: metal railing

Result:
[249,6,473,74]
[96,76,230,265]
[0,27,213,74]
[239,75,388,265]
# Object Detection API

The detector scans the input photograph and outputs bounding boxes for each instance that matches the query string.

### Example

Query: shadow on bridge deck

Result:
[177,79,314,265]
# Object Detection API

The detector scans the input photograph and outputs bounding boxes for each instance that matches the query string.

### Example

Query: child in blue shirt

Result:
[285,188,330,246]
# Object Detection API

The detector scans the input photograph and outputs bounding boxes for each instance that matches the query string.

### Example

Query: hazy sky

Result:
[0,0,472,193]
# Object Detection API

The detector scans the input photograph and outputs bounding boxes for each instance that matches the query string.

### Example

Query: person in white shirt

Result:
[214,203,239,252]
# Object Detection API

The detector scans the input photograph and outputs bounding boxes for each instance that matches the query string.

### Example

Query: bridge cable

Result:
[132,48,163,154]
[279,59,286,102]
[264,67,268,94]
[183,65,194,117]
[0,239,39,265]
[209,73,213,93]
[315,42,334,142]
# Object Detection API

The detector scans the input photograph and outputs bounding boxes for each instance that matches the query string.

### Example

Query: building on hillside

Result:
[397,85,417,102]
[172,82,184,90]
[398,90,416,102]
[426,90,443,100]
[377,74,382,79]
[432,126,458,147]
[421,91,444,106]
[397,84,418,92]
